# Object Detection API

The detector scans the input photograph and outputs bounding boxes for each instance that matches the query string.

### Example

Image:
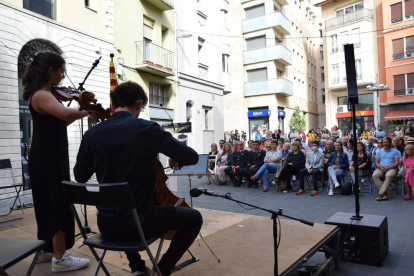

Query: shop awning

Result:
[384,110,414,121]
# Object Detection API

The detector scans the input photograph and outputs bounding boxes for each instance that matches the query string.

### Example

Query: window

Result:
[338,94,373,110]
[198,37,206,65]
[320,30,323,38]
[355,59,362,79]
[320,45,324,60]
[392,36,414,60]
[247,68,267,82]
[339,31,348,51]
[23,0,54,19]
[350,28,361,47]
[245,4,265,19]
[336,2,364,17]
[391,2,403,24]
[321,66,325,82]
[205,109,209,130]
[322,89,325,104]
[341,62,346,81]
[149,83,167,107]
[406,0,414,20]
[221,10,227,28]
[332,64,339,83]
[308,62,311,78]
[222,54,229,73]
[331,34,338,53]
[314,66,316,80]
[394,73,414,96]
[277,70,282,78]
[246,35,266,50]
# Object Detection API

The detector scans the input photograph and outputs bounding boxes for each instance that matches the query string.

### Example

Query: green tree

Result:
[289,105,306,131]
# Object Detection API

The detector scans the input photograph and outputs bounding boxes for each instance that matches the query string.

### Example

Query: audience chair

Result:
[0,159,25,223]
[304,174,324,192]
[0,238,44,276]
[61,181,166,276]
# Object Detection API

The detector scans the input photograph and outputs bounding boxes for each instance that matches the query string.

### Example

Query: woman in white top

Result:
[250,140,282,192]
[216,143,232,185]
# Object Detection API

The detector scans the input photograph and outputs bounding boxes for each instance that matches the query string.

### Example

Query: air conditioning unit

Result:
[337,105,349,113]
[408,88,414,95]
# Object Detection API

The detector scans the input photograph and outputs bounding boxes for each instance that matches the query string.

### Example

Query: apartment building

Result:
[225,0,323,140]
[176,0,226,153]
[376,0,414,130]
[315,0,378,133]
[0,0,114,198]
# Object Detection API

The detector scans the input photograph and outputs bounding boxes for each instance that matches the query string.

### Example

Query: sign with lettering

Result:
[247,110,271,118]
[278,111,285,117]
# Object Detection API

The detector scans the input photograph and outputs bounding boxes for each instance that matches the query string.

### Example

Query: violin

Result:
[52,86,111,122]
[153,159,189,240]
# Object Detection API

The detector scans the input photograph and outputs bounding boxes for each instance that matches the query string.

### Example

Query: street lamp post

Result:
[365,84,390,127]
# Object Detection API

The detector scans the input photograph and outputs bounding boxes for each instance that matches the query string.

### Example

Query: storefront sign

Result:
[335,110,374,118]
[247,110,271,117]
[278,111,285,117]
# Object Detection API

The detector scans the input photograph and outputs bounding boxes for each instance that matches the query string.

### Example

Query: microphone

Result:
[190,188,217,198]
[160,104,176,133]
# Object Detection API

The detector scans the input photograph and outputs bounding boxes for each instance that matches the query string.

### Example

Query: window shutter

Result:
[394,74,406,90]
[391,3,402,20]
[392,38,404,54]
[405,0,414,17]
[406,36,414,52]
[246,35,266,50]
[143,25,153,40]
[407,73,414,88]
[247,68,267,82]
[245,4,265,19]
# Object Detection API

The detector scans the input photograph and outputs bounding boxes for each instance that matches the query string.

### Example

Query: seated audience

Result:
[277,139,284,151]
[305,139,314,153]
[316,136,321,146]
[366,138,377,156]
[399,126,406,137]
[244,141,265,188]
[349,142,370,183]
[331,125,340,140]
[320,140,327,151]
[327,142,349,196]
[246,140,253,151]
[251,140,282,192]
[259,137,267,150]
[407,137,414,146]
[266,130,273,141]
[281,143,291,159]
[373,137,400,201]
[343,130,350,139]
[264,142,271,153]
[272,129,280,141]
[345,140,354,164]
[224,141,247,187]
[207,143,220,184]
[342,137,348,149]
[216,143,233,185]
[393,136,405,156]
[403,145,414,200]
[218,139,224,155]
[279,142,306,193]
[232,142,239,152]
[296,141,324,196]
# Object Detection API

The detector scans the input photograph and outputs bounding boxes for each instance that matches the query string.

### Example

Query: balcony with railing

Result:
[143,0,174,11]
[394,88,414,96]
[325,8,373,30]
[244,78,293,97]
[242,11,291,35]
[243,44,292,65]
[332,77,340,83]
[393,51,414,61]
[135,41,175,77]
[391,16,403,24]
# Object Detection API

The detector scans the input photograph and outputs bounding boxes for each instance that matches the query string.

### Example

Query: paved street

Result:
[1,175,413,275]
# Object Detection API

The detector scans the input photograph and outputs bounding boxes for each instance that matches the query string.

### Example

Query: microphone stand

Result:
[74,57,101,237]
[201,191,314,276]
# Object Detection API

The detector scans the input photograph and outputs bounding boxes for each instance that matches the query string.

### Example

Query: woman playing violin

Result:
[24,51,92,272]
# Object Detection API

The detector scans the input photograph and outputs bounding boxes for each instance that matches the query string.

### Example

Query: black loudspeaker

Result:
[344,44,359,104]
[325,212,388,267]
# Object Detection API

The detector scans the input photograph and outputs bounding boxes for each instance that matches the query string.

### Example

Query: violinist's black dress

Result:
[28,98,74,252]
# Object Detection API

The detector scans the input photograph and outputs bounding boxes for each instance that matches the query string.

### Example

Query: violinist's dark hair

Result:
[22,51,65,101]
[110,81,148,108]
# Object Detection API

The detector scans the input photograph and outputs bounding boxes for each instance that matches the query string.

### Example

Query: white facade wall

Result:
[176,0,225,154]
[0,0,113,198]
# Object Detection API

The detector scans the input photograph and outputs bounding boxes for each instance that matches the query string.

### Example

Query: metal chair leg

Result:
[151,237,165,276]
[93,250,107,276]
[88,247,110,276]
[0,186,25,223]
[26,249,41,276]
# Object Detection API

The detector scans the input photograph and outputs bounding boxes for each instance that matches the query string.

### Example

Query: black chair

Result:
[0,238,44,276]
[61,181,166,276]
[0,159,25,223]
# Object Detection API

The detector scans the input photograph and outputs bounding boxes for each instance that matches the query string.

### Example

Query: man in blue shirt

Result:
[375,125,386,140]
[178,133,188,146]
[373,137,400,201]
[366,138,377,155]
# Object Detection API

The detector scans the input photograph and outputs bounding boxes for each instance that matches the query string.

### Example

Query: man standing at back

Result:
[375,125,386,140]
[74,82,201,276]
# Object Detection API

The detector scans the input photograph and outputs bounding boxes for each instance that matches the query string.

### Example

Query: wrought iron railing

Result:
[149,95,169,107]
[325,9,373,30]
[391,16,403,24]
[393,51,414,60]
[135,41,174,72]
[394,88,414,96]
[332,77,340,83]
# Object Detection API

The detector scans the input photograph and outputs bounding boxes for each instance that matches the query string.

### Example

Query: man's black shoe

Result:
[254,184,259,188]
[247,183,252,188]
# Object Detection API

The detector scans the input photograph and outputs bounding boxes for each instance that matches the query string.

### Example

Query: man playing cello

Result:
[74,81,202,276]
